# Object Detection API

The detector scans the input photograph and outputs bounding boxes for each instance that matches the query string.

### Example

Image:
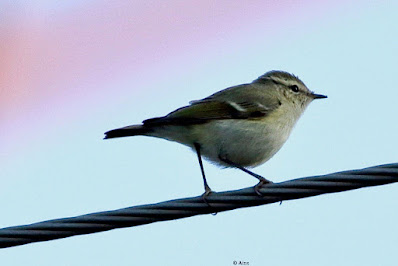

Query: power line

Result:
[1,163,397,248]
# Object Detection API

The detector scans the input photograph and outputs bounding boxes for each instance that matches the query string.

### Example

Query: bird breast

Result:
[193,111,297,167]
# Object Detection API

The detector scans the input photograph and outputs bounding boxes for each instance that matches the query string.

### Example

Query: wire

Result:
[1,163,397,248]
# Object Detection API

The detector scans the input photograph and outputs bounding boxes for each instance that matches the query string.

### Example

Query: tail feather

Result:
[104,125,151,139]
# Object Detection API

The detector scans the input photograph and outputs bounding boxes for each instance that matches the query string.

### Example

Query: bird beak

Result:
[311,93,327,99]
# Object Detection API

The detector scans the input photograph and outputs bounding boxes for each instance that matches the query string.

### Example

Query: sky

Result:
[1,0,397,265]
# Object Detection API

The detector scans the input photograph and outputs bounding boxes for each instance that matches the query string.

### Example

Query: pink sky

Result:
[1,0,351,153]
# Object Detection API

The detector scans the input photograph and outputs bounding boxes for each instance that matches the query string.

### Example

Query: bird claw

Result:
[201,189,218,215]
[254,178,273,197]
[201,188,213,206]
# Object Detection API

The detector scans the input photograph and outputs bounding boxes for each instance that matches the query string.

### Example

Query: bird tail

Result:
[104,125,151,139]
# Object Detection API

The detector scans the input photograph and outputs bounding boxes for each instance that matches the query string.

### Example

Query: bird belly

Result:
[147,116,293,168]
[193,119,291,167]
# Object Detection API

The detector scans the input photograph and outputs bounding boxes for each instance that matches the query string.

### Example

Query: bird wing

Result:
[143,84,280,126]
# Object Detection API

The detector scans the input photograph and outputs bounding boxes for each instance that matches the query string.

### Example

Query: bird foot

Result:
[201,187,213,206]
[201,188,218,215]
[254,178,273,197]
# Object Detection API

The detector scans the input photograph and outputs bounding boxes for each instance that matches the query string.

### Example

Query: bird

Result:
[104,70,327,197]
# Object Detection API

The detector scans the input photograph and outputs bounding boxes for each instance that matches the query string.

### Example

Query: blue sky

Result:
[1,1,397,265]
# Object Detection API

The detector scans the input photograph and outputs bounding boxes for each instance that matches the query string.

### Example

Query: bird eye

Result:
[289,85,299,93]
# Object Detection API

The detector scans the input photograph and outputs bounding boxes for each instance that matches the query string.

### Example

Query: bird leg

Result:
[194,143,213,204]
[218,155,273,196]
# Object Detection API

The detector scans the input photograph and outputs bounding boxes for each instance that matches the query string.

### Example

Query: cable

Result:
[1,163,397,248]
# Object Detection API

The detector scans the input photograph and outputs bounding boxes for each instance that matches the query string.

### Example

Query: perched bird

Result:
[104,70,326,196]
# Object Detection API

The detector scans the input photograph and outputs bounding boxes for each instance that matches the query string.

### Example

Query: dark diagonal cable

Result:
[1,163,397,248]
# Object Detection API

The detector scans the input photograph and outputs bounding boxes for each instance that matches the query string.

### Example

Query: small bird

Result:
[104,71,326,196]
